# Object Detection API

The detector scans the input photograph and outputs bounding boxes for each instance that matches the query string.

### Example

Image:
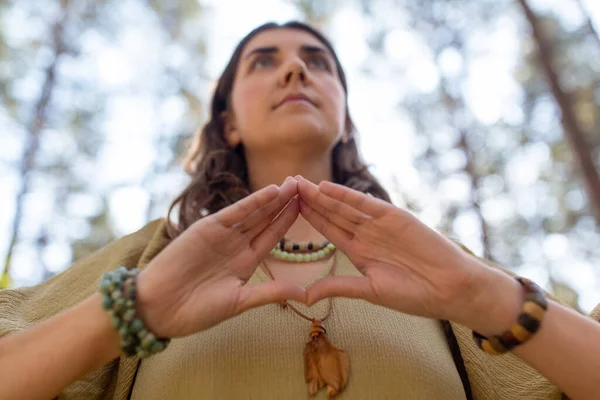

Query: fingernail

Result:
[295,175,303,180]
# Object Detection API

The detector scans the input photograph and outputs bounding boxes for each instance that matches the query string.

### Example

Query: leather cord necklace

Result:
[262,251,350,397]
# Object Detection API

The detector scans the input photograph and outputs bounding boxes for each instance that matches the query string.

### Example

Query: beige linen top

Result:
[1,219,595,399]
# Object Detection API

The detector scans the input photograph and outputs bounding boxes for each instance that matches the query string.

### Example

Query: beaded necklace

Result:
[270,238,336,263]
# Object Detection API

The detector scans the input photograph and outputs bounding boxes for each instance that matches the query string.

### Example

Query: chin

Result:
[273,120,336,145]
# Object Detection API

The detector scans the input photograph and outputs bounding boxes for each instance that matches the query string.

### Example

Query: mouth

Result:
[274,93,316,109]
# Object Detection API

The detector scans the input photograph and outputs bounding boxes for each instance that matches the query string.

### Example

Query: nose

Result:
[279,59,309,87]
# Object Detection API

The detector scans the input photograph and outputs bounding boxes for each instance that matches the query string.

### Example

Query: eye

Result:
[307,55,330,71]
[250,54,275,70]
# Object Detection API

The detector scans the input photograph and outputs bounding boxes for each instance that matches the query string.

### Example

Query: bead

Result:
[125,283,136,298]
[130,318,144,333]
[111,290,123,300]
[317,250,326,258]
[302,254,311,262]
[327,243,335,250]
[310,253,318,261]
[151,341,165,353]
[111,316,121,329]
[99,278,111,289]
[102,297,113,310]
[518,313,540,333]
[523,301,545,320]
[137,350,150,359]
[118,326,129,338]
[511,324,532,342]
[141,332,156,349]
[281,252,289,261]
[114,297,126,312]
[123,309,136,322]
[120,338,132,349]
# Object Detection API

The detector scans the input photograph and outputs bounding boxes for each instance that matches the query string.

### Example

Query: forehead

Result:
[241,28,330,57]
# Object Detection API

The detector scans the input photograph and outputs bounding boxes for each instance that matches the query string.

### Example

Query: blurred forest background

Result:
[1,0,599,312]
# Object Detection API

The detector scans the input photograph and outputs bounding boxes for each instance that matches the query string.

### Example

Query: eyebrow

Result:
[243,45,330,60]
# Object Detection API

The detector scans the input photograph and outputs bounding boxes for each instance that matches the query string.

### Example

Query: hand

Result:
[136,177,307,338]
[296,176,521,332]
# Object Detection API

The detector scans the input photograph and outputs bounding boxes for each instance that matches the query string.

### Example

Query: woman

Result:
[0,21,599,400]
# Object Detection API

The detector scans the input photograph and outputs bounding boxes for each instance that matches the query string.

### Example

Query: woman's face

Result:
[225,28,347,154]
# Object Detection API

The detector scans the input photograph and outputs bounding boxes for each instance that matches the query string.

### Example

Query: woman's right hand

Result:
[135,177,306,338]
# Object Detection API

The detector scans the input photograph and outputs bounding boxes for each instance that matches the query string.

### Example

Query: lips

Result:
[275,93,316,108]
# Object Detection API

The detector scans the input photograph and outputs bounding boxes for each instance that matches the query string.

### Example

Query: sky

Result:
[1,0,599,311]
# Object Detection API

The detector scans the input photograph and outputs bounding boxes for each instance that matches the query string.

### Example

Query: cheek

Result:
[322,81,346,125]
[232,80,268,127]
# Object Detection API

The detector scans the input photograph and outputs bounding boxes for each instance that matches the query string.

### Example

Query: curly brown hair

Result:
[165,21,391,239]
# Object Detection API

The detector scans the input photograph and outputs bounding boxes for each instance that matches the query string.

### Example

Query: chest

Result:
[131,295,466,400]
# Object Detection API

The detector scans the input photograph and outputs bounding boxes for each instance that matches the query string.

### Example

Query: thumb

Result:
[306,276,371,306]
[238,280,307,312]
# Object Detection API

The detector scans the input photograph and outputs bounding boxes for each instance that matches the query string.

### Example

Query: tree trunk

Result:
[457,129,494,261]
[518,0,600,224]
[1,2,70,288]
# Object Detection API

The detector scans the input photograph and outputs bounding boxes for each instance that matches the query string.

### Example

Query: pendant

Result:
[303,319,350,397]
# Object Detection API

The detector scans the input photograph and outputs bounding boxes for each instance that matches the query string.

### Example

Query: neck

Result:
[245,149,332,246]
[245,151,333,192]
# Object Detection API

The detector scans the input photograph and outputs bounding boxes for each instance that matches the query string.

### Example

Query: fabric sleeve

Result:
[0,219,164,400]
[451,240,599,400]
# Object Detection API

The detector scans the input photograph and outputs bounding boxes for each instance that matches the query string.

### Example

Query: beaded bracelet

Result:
[98,267,170,358]
[473,276,548,355]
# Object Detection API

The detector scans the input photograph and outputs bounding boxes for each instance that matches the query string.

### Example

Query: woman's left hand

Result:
[296,176,522,333]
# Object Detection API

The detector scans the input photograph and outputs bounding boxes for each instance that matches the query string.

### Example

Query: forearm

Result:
[513,300,600,399]
[466,265,600,400]
[0,293,121,400]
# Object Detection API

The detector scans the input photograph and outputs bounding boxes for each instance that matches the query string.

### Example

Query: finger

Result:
[301,195,358,234]
[241,178,298,237]
[216,183,280,228]
[318,180,388,218]
[306,276,372,306]
[297,177,371,232]
[298,198,353,252]
[238,280,307,312]
[249,197,299,259]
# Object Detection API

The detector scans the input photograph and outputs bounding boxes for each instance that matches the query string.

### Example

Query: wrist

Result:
[456,261,525,335]
[135,270,170,338]
[87,293,123,360]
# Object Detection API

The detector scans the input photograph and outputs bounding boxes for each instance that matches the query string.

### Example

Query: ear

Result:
[221,111,242,147]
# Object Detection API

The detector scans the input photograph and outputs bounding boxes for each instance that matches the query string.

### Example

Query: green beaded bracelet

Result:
[98,267,170,358]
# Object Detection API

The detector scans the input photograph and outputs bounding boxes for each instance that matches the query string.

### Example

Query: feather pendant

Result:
[303,319,350,397]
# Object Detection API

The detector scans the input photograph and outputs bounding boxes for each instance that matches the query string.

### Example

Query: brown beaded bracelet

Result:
[473,276,548,355]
